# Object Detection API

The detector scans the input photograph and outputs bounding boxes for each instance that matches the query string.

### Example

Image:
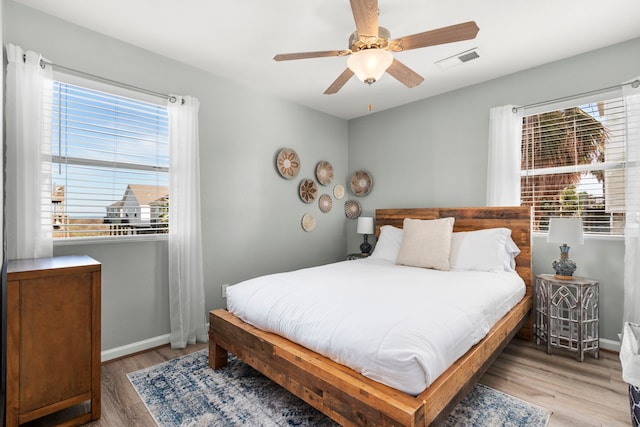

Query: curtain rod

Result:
[31,56,181,104]
[512,79,640,113]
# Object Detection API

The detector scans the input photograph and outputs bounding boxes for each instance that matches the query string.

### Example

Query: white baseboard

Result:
[101,333,171,362]
[600,337,621,353]
[101,323,210,362]
[101,331,620,363]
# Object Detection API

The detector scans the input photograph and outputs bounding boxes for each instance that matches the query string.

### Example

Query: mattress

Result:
[226,257,525,395]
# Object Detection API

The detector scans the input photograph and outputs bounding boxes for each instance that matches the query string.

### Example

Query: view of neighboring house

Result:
[105,184,169,234]
[51,184,67,229]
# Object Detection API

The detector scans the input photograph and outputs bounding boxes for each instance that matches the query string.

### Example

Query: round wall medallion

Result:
[299,178,318,203]
[315,161,334,185]
[276,148,300,179]
[318,194,333,213]
[350,170,373,196]
[344,200,361,219]
[333,184,345,200]
[302,213,316,232]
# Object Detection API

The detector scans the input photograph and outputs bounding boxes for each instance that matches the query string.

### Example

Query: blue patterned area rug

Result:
[128,349,551,427]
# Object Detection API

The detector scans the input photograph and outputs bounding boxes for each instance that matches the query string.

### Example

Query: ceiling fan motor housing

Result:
[349,26,391,52]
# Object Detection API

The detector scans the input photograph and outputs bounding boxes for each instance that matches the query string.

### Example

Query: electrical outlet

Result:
[221,283,230,298]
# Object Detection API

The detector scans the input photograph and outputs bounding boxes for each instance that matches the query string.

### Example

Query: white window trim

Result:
[519,89,628,236]
[523,88,622,116]
[53,70,166,106]
[50,71,170,243]
[54,233,168,246]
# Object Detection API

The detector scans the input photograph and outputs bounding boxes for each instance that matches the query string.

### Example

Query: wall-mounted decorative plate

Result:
[344,200,361,219]
[299,178,317,203]
[318,194,332,213]
[315,161,334,185]
[350,170,373,196]
[276,148,300,179]
[302,213,316,232]
[333,184,345,200]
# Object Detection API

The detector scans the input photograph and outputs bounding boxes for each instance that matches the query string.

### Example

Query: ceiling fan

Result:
[273,0,479,94]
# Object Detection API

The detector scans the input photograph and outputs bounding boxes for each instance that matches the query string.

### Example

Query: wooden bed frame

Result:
[209,206,532,426]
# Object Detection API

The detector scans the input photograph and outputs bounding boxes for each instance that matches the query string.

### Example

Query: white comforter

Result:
[226,258,525,395]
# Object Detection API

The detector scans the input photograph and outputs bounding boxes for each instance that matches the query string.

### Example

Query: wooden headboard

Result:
[375,206,533,338]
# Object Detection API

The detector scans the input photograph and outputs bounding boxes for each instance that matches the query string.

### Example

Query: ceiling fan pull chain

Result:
[367,83,373,112]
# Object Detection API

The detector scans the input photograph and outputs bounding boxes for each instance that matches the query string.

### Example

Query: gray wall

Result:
[5,0,639,351]
[347,37,640,345]
[5,1,349,351]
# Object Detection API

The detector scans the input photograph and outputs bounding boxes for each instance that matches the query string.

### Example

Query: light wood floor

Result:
[25,338,629,427]
[481,339,629,427]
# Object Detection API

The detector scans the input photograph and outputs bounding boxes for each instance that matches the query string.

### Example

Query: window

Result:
[520,95,627,235]
[49,78,169,239]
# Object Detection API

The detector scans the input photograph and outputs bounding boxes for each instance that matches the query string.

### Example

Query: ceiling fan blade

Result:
[274,50,350,61]
[350,0,379,38]
[386,59,424,88]
[389,21,479,52]
[324,69,355,94]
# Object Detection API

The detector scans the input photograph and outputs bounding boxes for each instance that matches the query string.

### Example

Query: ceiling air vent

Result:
[435,48,481,69]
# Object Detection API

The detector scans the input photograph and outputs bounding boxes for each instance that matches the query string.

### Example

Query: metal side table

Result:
[535,274,599,361]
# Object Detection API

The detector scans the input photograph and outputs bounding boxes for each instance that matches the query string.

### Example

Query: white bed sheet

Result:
[226,258,525,395]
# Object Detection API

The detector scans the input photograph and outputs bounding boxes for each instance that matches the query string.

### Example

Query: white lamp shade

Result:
[547,217,584,245]
[356,216,374,234]
[347,50,393,83]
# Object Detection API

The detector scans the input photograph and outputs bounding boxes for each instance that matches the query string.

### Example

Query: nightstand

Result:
[347,253,369,260]
[535,273,599,361]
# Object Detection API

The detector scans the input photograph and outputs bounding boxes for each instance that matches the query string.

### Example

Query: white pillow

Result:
[396,217,455,271]
[504,235,521,271]
[449,228,520,272]
[369,225,403,262]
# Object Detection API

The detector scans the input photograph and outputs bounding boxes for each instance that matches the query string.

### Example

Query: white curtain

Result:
[623,78,640,324]
[168,95,208,348]
[5,43,53,260]
[486,105,522,206]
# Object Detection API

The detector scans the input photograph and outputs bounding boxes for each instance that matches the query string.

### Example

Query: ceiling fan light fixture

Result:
[347,49,393,84]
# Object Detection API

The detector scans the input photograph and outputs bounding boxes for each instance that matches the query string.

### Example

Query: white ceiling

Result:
[13,0,640,120]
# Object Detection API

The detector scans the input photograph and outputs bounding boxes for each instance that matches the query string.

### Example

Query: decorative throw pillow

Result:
[395,217,455,270]
[368,225,403,262]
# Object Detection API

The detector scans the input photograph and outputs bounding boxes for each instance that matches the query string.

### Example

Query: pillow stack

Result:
[368,218,521,273]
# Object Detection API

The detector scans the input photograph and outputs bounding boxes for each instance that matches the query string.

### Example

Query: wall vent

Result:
[435,48,481,69]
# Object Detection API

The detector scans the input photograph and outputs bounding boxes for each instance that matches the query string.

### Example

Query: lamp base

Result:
[360,235,372,255]
[552,244,577,280]
[554,274,575,281]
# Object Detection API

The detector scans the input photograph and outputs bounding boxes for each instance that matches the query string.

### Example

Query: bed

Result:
[209,206,532,426]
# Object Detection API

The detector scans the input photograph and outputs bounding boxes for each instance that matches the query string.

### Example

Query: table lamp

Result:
[547,217,584,280]
[357,216,374,255]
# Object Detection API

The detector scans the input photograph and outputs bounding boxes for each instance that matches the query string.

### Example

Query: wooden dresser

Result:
[6,255,101,426]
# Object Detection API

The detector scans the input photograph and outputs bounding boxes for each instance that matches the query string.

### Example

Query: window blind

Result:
[48,81,169,239]
[520,97,630,235]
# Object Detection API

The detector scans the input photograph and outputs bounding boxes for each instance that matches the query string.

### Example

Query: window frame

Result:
[519,88,627,238]
[50,71,170,245]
